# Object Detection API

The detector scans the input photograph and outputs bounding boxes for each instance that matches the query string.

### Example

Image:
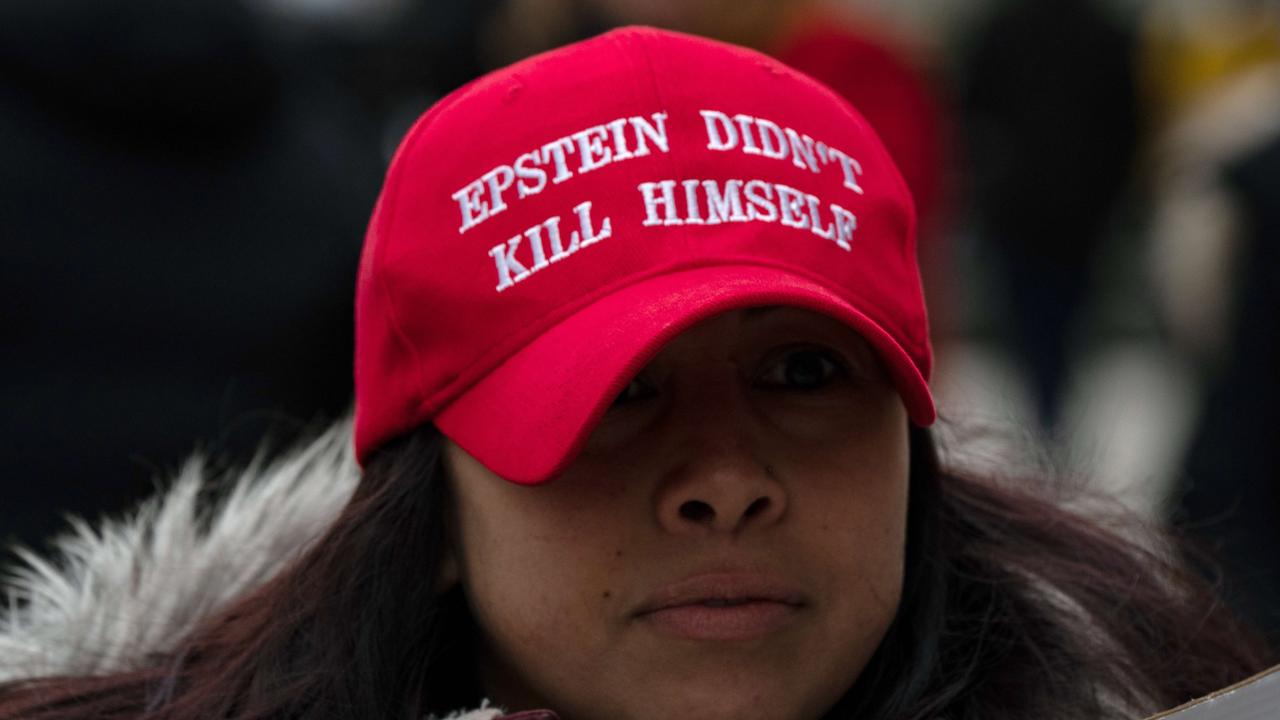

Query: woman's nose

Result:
[653,436,788,536]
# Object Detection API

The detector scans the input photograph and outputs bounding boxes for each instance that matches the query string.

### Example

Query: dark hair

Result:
[0,424,1271,719]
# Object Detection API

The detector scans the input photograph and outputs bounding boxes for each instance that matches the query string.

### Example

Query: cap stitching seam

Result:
[370,101,457,417]
[628,27,695,261]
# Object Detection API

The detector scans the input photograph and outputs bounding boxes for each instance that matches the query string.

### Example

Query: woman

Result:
[0,26,1270,720]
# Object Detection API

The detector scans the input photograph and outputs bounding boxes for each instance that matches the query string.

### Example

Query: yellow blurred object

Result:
[1140,1,1280,127]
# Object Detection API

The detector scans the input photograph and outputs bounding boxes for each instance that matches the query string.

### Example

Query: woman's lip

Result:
[633,571,807,640]
[639,600,803,641]
[635,572,807,614]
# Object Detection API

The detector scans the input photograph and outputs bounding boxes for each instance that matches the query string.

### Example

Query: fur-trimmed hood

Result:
[0,419,511,720]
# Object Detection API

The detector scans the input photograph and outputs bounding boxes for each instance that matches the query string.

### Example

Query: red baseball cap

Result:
[354,26,935,483]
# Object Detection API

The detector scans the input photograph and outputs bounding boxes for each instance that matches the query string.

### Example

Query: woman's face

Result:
[442,307,910,720]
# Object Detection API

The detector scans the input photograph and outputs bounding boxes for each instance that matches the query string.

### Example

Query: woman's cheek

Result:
[756,384,900,443]
[457,483,628,639]
[460,513,638,717]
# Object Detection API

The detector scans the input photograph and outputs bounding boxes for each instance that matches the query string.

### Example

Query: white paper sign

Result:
[1145,665,1280,719]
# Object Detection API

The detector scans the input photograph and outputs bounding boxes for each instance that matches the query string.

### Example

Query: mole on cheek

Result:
[602,590,613,599]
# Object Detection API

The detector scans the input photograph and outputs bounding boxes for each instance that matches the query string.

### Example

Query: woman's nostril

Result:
[677,498,772,524]
[679,500,715,522]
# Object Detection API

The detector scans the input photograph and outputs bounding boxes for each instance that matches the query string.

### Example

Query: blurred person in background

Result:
[0,0,491,555]
[958,0,1140,436]
[1139,0,1280,643]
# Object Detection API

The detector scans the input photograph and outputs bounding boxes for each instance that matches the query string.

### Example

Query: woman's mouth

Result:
[634,572,806,641]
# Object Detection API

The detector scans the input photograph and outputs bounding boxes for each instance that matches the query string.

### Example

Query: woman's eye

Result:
[611,377,655,407]
[758,348,846,390]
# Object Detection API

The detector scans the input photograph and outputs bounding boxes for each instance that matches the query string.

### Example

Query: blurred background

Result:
[2,0,1278,641]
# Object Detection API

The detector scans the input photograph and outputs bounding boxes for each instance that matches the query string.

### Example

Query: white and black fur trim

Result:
[0,420,359,684]
[0,419,505,718]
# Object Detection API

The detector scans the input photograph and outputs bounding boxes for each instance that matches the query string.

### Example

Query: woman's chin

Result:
[564,672,843,720]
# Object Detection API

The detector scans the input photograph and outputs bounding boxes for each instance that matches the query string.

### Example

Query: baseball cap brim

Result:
[435,264,935,485]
